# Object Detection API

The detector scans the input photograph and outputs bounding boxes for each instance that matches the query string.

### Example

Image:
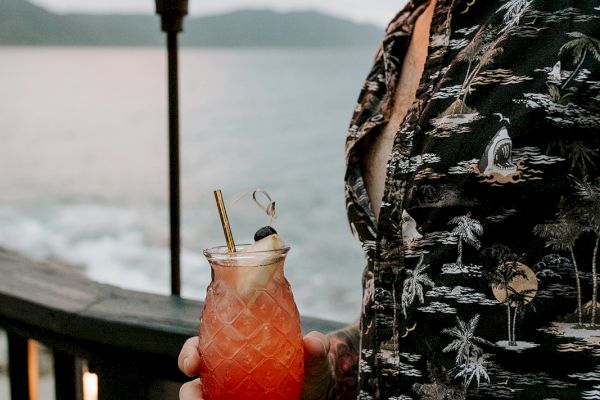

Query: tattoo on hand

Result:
[328,325,360,400]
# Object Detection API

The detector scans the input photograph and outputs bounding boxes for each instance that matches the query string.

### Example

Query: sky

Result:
[29,0,408,27]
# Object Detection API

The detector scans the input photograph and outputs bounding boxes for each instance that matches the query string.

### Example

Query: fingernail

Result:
[183,357,191,372]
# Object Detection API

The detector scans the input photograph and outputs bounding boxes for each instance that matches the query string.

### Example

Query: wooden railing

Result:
[0,248,343,399]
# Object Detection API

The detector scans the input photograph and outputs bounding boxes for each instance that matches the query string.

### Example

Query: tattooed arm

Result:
[302,324,360,400]
[328,324,360,399]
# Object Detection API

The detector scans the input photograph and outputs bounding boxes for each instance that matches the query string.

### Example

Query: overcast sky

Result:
[29,0,407,26]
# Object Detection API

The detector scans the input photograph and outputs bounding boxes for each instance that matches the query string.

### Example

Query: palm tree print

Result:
[507,286,537,343]
[481,245,527,346]
[443,27,489,115]
[564,177,600,327]
[442,0,533,116]
[497,262,529,346]
[559,32,600,90]
[568,141,599,178]
[401,255,435,317]
[497,0,533,29]
[442,315,492,389]
[442,315,493,364]
[546,138,599,177]
[442,25,497,116]
[454,353,491,389]
[534,221,584,326]
[449,213,483,269]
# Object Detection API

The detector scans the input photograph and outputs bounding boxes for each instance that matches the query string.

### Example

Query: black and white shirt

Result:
[345,0,600,398]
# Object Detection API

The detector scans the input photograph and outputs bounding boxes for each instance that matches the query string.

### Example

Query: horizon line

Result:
[25,0,389,27]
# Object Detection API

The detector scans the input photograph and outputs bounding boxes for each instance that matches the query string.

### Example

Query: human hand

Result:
[302,331,333,400]
[178,336,204,400]
[316,327,360,400]
[178,329,358,400]
[301,329,360,400]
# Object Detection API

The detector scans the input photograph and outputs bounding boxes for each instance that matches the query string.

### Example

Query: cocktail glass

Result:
[198,244,304,400]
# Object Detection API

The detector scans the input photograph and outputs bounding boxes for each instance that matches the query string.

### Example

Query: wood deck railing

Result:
[0,248,343,399]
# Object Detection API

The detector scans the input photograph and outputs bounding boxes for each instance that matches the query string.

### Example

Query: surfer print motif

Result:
[344,0,600,399]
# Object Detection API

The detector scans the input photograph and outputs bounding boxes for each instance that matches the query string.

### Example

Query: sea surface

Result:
[0,46,378,323]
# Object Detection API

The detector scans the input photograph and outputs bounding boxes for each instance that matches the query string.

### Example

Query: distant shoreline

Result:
[0,44,377,49]
[0,1,384,48]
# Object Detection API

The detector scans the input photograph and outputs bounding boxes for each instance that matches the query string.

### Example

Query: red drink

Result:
[199,243,304,400]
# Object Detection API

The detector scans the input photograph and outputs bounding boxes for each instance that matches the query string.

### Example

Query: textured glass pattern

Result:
[198,259,304,400]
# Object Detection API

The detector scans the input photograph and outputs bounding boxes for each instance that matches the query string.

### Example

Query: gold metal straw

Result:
[213,189,236,253]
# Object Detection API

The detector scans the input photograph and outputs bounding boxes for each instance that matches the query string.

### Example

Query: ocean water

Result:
[0,46,378,323]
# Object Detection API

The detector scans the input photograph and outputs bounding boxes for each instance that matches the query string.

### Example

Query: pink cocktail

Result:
[198,243,304,400]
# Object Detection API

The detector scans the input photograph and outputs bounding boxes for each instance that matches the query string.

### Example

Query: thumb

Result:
[302,331,331,400]
[304,331,330,358]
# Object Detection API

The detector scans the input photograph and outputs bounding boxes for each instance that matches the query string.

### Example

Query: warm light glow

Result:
[83,371,98,400]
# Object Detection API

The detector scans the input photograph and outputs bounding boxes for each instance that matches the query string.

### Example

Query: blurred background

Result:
[0,0,410,397]
[0,0,405,334]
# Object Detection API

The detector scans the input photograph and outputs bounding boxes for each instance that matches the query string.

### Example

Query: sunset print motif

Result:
[344,0,600,399]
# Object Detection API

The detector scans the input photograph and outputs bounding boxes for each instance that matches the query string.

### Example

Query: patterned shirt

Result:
[344,1,600,399]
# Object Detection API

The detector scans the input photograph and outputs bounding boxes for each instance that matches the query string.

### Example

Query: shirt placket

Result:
[373,0,456,396]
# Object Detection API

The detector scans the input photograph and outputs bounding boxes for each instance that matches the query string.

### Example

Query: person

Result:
[180,0,600,398]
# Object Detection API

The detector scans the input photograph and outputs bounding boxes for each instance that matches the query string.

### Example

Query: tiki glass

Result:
[199,245,304,400]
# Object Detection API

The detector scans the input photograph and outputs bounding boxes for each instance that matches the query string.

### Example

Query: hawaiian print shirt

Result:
[344,0,600,399]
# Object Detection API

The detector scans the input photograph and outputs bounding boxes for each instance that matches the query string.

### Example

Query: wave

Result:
[570,367,600,381]
[583,385,600,399]
[0,201,363,323]
[0,203,210,298]
[418,301,457,314]
[512,147,565,165]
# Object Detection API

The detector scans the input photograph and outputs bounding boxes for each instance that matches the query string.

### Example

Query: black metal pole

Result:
[167,30,181,296]
[155,0,188,296]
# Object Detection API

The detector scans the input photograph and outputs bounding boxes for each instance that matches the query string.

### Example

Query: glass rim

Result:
[202,244,290,260]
